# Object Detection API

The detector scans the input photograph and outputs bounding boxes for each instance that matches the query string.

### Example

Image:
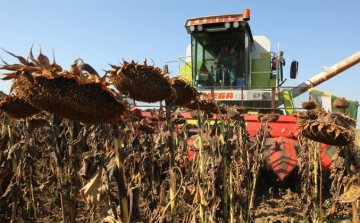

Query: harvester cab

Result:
[179,9,299,112]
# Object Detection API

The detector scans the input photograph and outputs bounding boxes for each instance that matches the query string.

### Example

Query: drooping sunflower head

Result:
[299,120,353,146]
[0,47,129,125]
[107,60,173,103]
[257,113,279,122]
[333,97,350,109]
[302,100,316,110]
[0,93,41,119]
[184,98,226,114]
[168,77,198,106]
[27,116,50,129]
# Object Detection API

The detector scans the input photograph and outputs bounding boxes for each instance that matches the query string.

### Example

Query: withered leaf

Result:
[1,48,30,66]
[80,167,108,206]
[37,48,51,69]
[334,127,341,139]
[318,122,325,132]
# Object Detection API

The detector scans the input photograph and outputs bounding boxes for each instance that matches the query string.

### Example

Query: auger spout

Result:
[291,51,360,99]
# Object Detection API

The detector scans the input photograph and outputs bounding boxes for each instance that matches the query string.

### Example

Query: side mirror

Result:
[290,61,298,79]
[163,64,169,73]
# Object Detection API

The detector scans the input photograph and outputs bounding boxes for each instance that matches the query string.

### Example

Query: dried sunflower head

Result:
[168,77,198,106]
[257,113,279,122]
[333,97,350,109]
[302,100,316,110]
[227,109,239,120]
[0,48,128,125]
[234,106,246,114]
[135,119,154,133]
[184,98,226,114]
[204,111,214,119]
[107,60,173,103]
[172,112,186,125]
[27,117,50,129]
[0,94,41,119]
[323,112,357,128]
[190,111,198,119]
[295,111,309,124]
[148,113,166,122]
[227,105,245,119]
[299,120,353,146]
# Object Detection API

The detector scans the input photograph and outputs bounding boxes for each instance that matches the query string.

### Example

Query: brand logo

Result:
[207,92,234,99]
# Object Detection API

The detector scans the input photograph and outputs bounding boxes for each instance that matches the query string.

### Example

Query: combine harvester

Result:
[134,9,360,181]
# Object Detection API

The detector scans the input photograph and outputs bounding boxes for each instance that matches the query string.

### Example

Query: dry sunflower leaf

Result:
[80,167,108,206]
[339,175,360,203]
[0,47,30,66]
[37,48,51,69]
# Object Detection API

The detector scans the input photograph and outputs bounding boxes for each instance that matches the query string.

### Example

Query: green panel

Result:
[251,72,270,81]
[251,80,270,87]
[269,79,277,87]
[251,59,271,86]
[252,59,271,72]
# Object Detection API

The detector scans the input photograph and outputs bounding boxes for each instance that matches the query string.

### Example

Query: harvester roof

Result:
[184,9,252,37]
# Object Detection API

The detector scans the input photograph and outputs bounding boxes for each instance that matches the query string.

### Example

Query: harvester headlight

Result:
[190,25,195,32]
[197,25,203,31]
[262,92,271,100]
[224,22,231,29]
[233,21,240,28]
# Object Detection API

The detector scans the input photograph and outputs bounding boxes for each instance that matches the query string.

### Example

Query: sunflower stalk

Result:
[29,138,37,219]
[150,132,156,207]
[55,142,67,223]
[6,117,17,174]
[230,164,234,223]
[29,165,36,219]
[237,116,246,222]
[248,120,268,219]
[67,121,74,181]
[11,143,26,223]
[195,99,205,223]
[352,201,359,223]
[6,117,14,147]
[51,115,67,223]
[70,124,84,223]
[314,141,319,205]
[113,125,129,223]
[67,121,78,223]
[165,99,178,223]
[213,102,227,220]
[317,142,323,223]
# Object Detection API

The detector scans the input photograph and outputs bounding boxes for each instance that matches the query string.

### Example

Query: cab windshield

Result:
[191,30,248,87]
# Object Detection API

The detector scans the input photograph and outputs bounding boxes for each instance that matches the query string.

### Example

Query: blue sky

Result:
[0,0,359,124]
